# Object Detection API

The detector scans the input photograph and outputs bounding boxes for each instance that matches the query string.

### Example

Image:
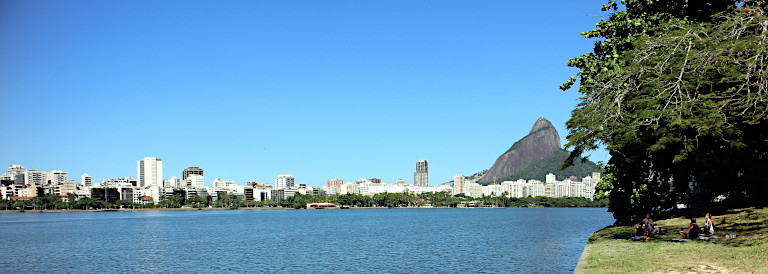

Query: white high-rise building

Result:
[168,176,180,188]
[546,173,556,184]
[81,173,92,186]
[48,170,68,185]
[24,169,47,186]
[182,167,204,180]
[275,174,295,190]
[453,174,465,195]
[184,174,204,188]
[2,165,25,184]
[414,160,428,187]
[527,180,545,197]
[137,157,163,188]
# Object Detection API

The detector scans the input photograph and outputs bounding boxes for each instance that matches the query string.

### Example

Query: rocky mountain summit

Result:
[477,117,597,183]
[479,117,561,183]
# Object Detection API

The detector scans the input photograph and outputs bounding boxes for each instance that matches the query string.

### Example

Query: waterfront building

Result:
[358,182,407,196]
[3,165,25,186]
[340,182,358,195]
[322,185,340,195]
[555,181,571,198]
[327,179,343,187]
[168,176,180,188]
[414,160,428,187]
[506,179,526,198]
[213,178,235,189]
[546,173,556,184]
[465,182,483,198]
[182,166,204,180]
[17,185,37,197]
[527,180,545,197]
[137,157,163,188]
[184,174,204,188]
[407,185,452,195]
[453,174,465,196]
[253,185,272,202]
[0,173,11,184]
[54,180,77,196]
[271,188,298,202]
[81,173,92,187]
[47,170,68,185]
[102,177,138,187]
[132,188,145,204]
[544,173,556,197]
[91,187,120,205]
[24,169,47,186]
[569,179,583,198]
[582,175,598,201]
[482,184,505,197]
[275,174,295,190]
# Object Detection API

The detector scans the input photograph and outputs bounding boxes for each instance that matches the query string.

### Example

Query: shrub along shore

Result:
[576,207,768,273]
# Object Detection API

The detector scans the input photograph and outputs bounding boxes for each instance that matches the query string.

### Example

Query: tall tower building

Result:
[414,160,428,187]
[81,173,92,187]
[275,174,295,190]
[137,157,163,188]
[453,174,465,195]
[182,167,204,180]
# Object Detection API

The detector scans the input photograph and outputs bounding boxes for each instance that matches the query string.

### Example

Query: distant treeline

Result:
[1,192,608,211]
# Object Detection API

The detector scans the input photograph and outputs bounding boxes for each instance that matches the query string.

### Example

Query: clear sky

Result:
[0,0,610,187]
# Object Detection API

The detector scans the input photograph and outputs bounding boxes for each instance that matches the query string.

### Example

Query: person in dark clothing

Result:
[679,217,700,239]
[634,221,646,237]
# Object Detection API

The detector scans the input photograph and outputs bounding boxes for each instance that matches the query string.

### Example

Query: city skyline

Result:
[0,1,611,187]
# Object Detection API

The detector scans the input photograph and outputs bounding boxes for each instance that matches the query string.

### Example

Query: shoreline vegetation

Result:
[577,206,768,273]
[1,192,608,212]
[0,205,604,214]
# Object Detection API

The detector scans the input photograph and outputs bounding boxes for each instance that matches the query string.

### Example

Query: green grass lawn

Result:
[585,207,768,273]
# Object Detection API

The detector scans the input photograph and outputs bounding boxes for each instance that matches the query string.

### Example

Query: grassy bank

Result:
[583,207,768,273]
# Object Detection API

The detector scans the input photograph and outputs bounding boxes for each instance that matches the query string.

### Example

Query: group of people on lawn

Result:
[679,213,715,239]
[634,213,715,239]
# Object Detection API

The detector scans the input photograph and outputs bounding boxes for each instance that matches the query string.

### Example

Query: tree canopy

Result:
[563,0,768,223]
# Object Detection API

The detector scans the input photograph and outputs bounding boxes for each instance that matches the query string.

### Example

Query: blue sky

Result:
[0,0,610,186]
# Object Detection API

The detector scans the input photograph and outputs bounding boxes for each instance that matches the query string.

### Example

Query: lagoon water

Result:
[0,208,613,273]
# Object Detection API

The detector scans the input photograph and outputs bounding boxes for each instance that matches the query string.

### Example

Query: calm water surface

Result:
[0,208,613,273]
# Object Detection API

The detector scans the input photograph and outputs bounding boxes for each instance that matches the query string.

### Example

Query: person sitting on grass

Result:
[634,220,646,237]
[643,213,660,235]
[679,217,700,239]
[700,213,715,235]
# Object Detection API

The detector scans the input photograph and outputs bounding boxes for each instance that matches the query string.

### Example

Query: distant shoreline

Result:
[0,206,606,213]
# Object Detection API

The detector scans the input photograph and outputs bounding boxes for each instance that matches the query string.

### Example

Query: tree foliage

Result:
[563,0,768,224]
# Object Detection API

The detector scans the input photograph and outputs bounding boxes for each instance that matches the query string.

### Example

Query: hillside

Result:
[478,117,561,183]
[477,117,600,184]
[479,149,598,184]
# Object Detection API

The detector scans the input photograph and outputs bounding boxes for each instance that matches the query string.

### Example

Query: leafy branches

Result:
[562,0,768,223]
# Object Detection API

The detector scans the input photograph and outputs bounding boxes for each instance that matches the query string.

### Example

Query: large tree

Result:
[562,0,768,223]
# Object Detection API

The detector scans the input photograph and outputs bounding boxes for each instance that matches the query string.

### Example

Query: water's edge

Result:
[574,243,591,273]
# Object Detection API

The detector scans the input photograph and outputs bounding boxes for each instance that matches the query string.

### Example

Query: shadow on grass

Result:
[591,207,768,247]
